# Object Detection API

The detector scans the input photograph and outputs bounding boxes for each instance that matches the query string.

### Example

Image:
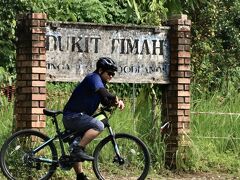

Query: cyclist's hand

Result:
[115,97,125,110]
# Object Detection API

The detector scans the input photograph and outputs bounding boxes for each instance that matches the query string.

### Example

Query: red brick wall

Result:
[162,14,191,168]
[15,13,47,131]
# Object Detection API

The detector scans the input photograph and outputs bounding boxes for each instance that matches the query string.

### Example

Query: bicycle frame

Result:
[31,113,68,164]
[1,107,150,180]
[32,136,58,164]
[93,109,123,163]
[104,121,123,163]
[33,108,123,165]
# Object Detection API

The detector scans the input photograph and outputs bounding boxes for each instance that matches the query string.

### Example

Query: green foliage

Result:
[1,83,240,175]
[186,0,240,95]
[133,84,166,169]
[0,96,14,145]
[1,0,239,95]
[26,0,107,23]
[0,67,15,86]
[164,0,205,15]
[0,0,27,70]
[22,0,135,24]
[125,0,206,25]
[125,0,168,25]
[102,0,138,24]
[188,90,240,172]
[0,0,139,72]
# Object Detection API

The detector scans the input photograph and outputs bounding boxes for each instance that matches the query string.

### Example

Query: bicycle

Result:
[0,106,151,180]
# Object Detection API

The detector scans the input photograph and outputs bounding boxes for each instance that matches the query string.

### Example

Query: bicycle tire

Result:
[93,133,150,180]
[0,129,58,180]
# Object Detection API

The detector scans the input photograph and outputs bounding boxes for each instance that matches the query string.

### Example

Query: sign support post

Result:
[162,14,191,168]
[15,13,47,131]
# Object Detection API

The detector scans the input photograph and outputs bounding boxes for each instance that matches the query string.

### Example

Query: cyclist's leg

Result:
[74,121,104,179]
[63,113,104,136]
[63,113,104,147]
[73,162,83,173]
[63,113,104,179]
[74,114,104,158]
[80,128,101,147]
[73,162,83,179]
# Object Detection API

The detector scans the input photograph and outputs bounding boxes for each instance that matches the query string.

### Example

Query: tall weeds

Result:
[0,96,14,146]
[189,88,240,173]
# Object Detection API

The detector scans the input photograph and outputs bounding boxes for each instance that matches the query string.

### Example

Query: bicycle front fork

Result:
[107,126,124,165]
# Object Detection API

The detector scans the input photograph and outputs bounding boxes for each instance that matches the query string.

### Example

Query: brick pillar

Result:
[162,14,191,169]
[15,13,47,131]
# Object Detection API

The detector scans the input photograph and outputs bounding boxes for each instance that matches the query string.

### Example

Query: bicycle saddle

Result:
[43,109,63,117]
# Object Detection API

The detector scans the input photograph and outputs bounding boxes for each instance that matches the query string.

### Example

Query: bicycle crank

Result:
[59,155,74,170]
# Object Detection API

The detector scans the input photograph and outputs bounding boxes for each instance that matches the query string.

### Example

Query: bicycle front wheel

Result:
[93,133,150,180]
[0,129,58,180]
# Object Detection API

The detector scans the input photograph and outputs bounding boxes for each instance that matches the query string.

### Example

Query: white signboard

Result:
[46,22,170,84]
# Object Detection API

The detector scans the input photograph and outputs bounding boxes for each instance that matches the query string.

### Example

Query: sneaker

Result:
[71,146,94,161]
[77,173,89,180]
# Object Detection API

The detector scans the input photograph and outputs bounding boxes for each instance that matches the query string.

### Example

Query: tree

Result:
[0,0,136,71]
[1,0,239,94]
[0,0,28,71]
[185,0,240,94]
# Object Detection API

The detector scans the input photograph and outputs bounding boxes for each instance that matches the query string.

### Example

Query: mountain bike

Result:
[0,107,151,180]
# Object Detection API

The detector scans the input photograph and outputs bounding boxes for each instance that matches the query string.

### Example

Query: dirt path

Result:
[147,172,240,180]
[1,171,239,179]
[87,172,240,179]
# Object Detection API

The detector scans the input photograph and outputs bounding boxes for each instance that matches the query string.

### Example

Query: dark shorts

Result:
[62,112,104,135]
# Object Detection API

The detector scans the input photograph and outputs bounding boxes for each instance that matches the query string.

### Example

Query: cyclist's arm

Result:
[98,88,125,110]
[98,88,117,107]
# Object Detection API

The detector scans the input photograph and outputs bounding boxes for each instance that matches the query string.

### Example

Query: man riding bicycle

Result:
[62,57,125,180]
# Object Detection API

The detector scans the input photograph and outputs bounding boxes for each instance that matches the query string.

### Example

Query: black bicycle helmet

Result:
[96,57,117,71]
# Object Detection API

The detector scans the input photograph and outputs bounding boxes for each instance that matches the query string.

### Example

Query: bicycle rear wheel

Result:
[0,129,58,180]
[93,133,150,180]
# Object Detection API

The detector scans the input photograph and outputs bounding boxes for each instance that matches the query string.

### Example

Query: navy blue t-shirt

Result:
[63,72,105,116]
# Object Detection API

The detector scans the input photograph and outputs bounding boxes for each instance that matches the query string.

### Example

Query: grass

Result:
[0,82,240,179]
[0,97,14,146]
[186,90,240,174]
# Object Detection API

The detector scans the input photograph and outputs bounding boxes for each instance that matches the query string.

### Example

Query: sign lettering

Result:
[46,23,170,83]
